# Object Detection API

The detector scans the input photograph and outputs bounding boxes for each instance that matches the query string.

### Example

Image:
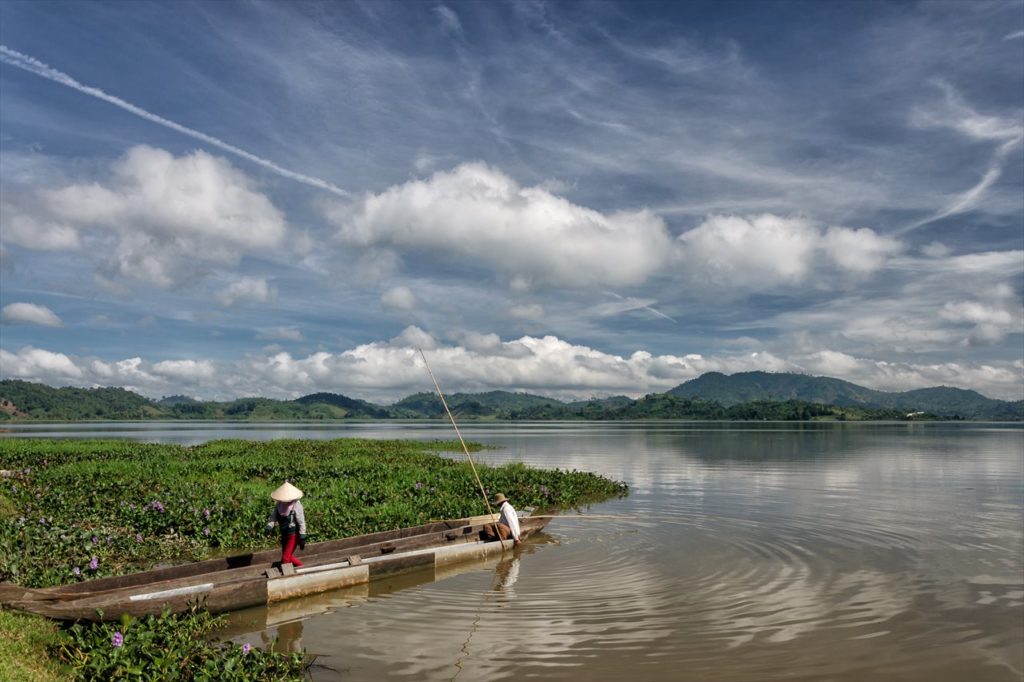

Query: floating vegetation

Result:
[0,438,628,588]
[0,437,627,680]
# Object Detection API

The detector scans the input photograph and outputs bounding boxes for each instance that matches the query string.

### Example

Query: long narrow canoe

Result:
[0,514,550,622]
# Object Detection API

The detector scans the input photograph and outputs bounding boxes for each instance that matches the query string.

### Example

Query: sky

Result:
[0,0,1022,403]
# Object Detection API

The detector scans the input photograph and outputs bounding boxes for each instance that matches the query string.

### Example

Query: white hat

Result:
[270,481,303,502]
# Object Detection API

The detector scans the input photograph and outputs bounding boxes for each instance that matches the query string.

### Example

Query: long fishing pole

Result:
[417,348,504,546]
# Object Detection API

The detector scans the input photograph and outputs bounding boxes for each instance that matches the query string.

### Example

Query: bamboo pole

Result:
[417,349,505,547]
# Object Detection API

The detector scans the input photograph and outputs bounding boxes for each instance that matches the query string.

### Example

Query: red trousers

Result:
[280,533,303,567]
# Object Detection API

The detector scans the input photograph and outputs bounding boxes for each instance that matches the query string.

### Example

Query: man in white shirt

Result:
[488,492,521,546]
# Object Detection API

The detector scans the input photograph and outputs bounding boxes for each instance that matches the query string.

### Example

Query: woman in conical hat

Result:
[265,481,307,567]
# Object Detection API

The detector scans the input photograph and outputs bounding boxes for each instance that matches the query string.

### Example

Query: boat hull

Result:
[1,516,550,621]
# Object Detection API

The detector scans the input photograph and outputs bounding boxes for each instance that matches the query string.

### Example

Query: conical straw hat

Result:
[271,481,303,501]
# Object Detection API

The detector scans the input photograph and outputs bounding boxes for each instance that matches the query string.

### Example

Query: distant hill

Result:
[0,373,1020,422]
[669,372,1022,420]
[294,392,391,419]
[391,391,563,418]
[0,380,163,420]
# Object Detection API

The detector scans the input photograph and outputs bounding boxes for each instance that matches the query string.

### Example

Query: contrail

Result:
[0,45,350,198]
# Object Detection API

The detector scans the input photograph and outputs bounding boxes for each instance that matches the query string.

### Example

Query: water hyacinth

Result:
[112,631,124,648]
[72,566,81,576]
[0,437,627,590]
[242,642,252,655]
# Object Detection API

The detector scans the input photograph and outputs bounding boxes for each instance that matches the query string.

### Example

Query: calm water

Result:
[3,421,1022,681]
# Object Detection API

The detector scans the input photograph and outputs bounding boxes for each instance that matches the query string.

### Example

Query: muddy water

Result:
[6,421,1022,680]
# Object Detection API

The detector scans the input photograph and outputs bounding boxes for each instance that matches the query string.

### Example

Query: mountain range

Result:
[0,372,1020,421]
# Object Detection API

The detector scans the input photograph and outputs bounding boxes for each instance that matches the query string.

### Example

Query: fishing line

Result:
[417,348,503,544]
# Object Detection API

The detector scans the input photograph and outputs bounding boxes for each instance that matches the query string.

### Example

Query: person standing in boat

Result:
[483,492,521,546]
[266,481,307,568]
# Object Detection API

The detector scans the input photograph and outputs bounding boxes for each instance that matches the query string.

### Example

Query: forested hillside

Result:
[0,374,1019,421]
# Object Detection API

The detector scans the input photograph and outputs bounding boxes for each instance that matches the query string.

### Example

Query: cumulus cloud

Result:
[0,211,81,251]
[939,283,1022,346]
[217,277,276,306]
[327,162,675,288]
[1,302,63,327]
[5,330,1019,404]
[820,227,902,273]
[677,214,902,289]
[16,146,286,287]
[921,241,952,258]
[381,286,417,312]
[151,359,216,381]
[1,347,82,380]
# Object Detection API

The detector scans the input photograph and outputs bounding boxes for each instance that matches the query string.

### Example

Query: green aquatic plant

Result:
[51,606,306,681]
[0,437,626,681]
[0,438,627,588]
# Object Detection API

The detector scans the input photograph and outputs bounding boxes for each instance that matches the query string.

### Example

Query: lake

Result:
[2,421,1022,681]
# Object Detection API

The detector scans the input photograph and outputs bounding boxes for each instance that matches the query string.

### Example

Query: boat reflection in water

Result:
[220,532,556,658]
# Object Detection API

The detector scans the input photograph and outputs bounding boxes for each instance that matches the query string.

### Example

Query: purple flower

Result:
[203,508,211,519]
[39,517,46,525]
[135,534,143,543]
[89,556,99,571]
[203,527,211,536]
[92,536,99,544]
[129,503,136,511]
[148,501,165,513]
[414,482,422,490]
[112,632,124,648]
[242,643,252,655]
[72,566,81,576]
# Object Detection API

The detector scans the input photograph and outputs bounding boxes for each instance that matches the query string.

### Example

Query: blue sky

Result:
[1,0,1022,402]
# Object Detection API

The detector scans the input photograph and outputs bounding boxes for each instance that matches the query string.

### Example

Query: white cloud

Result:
[390,325,438,351]
[327,162,675,288]
[28,146,287,287]
[217,277,276,307]
[3,333,1022,403]
[921,241,951,258]
[381,286,417,311]
[151,359,216,381]
[0,346,82,380]
[0,211,81,250]
[820,227,903,273]
[1,302,63,327]
[677,214,902,289]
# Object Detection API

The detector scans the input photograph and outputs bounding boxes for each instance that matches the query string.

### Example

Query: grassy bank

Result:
[0,437,628,679]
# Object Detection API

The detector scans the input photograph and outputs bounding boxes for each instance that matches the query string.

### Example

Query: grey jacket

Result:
[266,500,306,535]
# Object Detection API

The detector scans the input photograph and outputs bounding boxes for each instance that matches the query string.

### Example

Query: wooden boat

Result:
[0,513,550,622]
